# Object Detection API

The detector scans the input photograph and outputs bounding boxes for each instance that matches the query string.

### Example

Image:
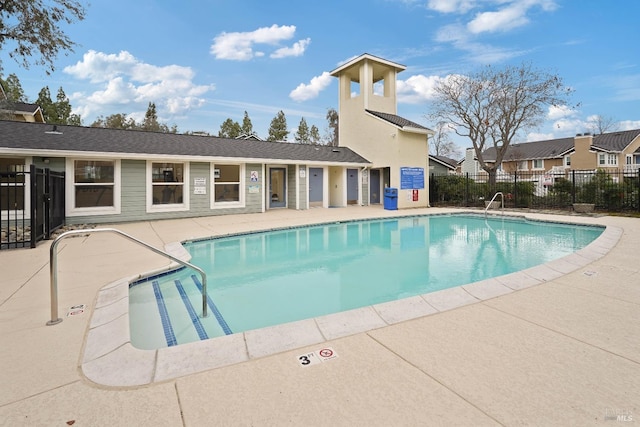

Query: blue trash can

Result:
[383,187,398,210]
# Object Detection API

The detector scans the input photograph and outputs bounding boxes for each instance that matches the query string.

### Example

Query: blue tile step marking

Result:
[152,280,177,347]
[174,279,209,341]
[191,274,233,335]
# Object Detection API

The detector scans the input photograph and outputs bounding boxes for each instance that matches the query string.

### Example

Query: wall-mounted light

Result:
[43,158,50,164]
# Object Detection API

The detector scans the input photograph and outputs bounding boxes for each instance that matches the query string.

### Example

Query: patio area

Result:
[0,207,638,425]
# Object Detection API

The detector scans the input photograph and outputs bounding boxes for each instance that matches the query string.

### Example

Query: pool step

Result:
[129,273,232,349]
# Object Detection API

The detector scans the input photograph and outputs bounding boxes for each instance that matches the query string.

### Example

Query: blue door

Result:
[347,168,358,204]
[269,168,286,208]
[309,168,323,207]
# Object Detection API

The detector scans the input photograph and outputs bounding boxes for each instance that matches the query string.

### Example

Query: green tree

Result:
[92,113,135,129]
[240,111,254,136]
[310,124,321,145]
[267,110,288,142]
[294,117,310,144]
[36,86,56,122]
[0,73,28,102]
[0,0,87,74]
[430,62,573,188]
[218,118,241,138]
[54,87,72,124]
[325,107,338,146]
[142,102,161,132]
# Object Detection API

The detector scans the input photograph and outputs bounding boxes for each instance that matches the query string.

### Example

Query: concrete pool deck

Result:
[0,207,638,425]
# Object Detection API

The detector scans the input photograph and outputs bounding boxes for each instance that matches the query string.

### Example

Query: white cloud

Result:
[619,120,640,131]
[427,0,476,14]
[547,104,576,121]
[467,0,558,34]
[289,71,332,102]
[397,74,447,103]
[64,50,214,121]
[211,25,308,61]
[271,38,311,59]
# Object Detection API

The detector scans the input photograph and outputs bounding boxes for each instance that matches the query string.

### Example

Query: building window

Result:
[148,162,189,211]
[0,158,26,211]
[67,159,120,216]
[626,155,633,165]
[564,155,571,167]
[598,153,618,166]
[517,161,528,170]
[532,159,544,170]
[212,164,244,207]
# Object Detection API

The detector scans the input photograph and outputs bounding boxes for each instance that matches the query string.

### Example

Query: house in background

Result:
[428,155,458,175]
[0,84,45,123]
[477,128,640,178]
[330,54,433,208]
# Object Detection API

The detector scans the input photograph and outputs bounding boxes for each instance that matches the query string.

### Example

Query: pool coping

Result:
[80,212,622,387]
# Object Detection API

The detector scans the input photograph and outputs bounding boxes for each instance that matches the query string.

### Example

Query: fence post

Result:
[571,170,576,205]
[465,172,469,207]
[30,164,37,248]
[513,170,518,208]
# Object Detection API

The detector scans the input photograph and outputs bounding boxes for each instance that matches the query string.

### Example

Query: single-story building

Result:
[1,53,433,236]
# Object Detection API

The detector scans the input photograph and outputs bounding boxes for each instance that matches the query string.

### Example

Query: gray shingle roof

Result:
[591,129,640,152]
[482,129,640,161]
[365,110,432,132]
[429,155,458,169]
[0,120,371,165]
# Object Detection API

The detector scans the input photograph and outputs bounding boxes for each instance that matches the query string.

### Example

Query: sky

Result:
[3,0,640,156]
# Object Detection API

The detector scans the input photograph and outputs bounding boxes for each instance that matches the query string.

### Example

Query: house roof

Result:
[365,110,433,134]
[482,128,640,162]
[329,53,406,78]
[0,121,371,165]
[590,129,640,152]
[429,155,457,170]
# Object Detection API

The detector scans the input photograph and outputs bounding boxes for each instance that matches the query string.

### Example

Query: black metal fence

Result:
[1,165,65,249]
[430,169,640,212]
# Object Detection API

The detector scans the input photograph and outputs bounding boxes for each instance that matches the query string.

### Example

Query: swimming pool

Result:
[129,214,603,350]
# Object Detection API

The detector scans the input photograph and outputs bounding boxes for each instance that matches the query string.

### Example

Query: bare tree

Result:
[587,114,618,135]
[429,120,459,158]
[430,63,573,188]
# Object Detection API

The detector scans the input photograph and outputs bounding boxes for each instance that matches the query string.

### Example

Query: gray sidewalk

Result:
[0,207,638,426]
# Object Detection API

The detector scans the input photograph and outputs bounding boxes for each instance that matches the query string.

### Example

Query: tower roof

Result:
[330,53,406,81]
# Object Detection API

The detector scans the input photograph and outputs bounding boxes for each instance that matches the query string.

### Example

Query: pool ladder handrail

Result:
[484,192,505,217]
[47,228,208,326]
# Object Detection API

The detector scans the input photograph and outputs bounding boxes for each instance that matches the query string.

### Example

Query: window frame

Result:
[0,157,31,219]
[210,163,245,209]
[146,161,190,213]
[517,160,528,171]
[532,159,544,170]
[598,153,618,166]
[66,158,121,217]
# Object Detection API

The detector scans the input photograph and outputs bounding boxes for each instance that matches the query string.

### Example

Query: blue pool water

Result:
[129,214,603,349]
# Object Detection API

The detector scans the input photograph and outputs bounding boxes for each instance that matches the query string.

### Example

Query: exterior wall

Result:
[572,135,596,170]
[501,158,564,174]
[429,161,451,175]
[287,164,297,209]
[298,165,308,210]
[67,160,265,224]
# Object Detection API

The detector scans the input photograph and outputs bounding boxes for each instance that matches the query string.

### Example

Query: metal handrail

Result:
[484,191,504,217]
[47,228,208,326]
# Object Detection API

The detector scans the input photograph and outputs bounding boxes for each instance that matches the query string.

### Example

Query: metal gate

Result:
[0,165,65,249]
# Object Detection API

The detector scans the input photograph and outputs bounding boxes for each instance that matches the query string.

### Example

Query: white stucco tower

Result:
[330,53,432,208]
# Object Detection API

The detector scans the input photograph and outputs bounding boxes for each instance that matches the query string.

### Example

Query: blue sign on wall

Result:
[400,167,425,189]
